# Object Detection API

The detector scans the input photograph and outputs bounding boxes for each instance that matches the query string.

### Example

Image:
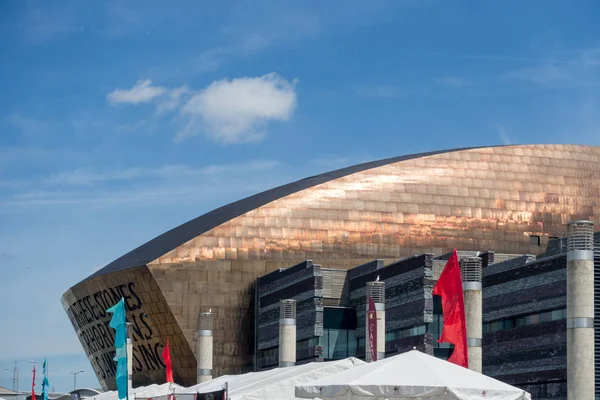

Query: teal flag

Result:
[41,359,49,400]
[107,298,128,400]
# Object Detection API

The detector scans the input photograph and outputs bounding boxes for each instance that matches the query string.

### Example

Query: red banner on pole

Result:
[432,248,469,368]
[162,340,174,383]
[32,365,36,400]
[367,296,378,362]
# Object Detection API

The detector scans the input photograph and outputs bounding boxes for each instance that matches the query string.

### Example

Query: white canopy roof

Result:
[295,350,531,400]
[185,357,365,400]
[90,383,182,400]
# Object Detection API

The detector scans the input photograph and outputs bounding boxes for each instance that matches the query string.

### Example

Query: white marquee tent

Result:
[185,357,365,400]
[295,350,531,400]
[89,383,183,400]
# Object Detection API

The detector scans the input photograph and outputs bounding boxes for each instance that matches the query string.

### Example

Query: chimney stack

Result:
[460,256,483,373]
[365,280,386,362]
[279,300,297,367]
[567,220,595,399]
[197,311,213,383]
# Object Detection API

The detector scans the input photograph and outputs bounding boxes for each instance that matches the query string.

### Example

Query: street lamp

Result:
[29,361,46,377]
[30,361,52,393]
[68,371,84,391]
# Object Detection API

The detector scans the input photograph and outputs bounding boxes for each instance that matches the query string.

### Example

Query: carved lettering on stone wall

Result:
[66,282,166,380]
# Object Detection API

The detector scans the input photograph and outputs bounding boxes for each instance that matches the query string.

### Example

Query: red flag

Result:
[367,296,378,362]
[432,249,468,368]
[31,366,36,400]
[162,340,174,383]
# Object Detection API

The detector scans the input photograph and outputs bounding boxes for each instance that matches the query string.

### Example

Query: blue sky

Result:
[1,0,599,393]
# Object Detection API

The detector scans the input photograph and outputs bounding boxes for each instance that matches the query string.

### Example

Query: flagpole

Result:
[126,323,133,400]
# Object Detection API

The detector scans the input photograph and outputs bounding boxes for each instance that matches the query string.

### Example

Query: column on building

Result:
[197,311,213,383]
[365,280,386,362]
[279,299,297,367]
[567,220,595,399]
[459,256,482,373]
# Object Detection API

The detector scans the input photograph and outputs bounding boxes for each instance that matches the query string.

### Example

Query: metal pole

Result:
[69,371,83,391]
[126,323,133,398]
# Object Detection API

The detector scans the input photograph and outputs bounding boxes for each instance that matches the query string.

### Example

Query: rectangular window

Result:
[529,235,541,246]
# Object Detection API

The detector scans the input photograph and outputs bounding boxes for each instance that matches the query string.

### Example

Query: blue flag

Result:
[41,359,49,400]
[107,298,128,400]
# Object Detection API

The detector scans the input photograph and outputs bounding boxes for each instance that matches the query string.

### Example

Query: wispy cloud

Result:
[355,84,403,99]
[177,73,298,143]
[497,126,511,145]
[44,160,280,186]
[156,85,191,115]
[502,64,569,84]
[1,160,284,208]
[107,79,167,105]
[435,76,473,88]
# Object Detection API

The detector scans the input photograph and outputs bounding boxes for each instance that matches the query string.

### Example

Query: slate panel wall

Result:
[483,255,567,399]
[255,260,323,369]
[349,254,434,356]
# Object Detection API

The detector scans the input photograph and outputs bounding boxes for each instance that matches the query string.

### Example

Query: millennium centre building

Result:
[62,144,600,398]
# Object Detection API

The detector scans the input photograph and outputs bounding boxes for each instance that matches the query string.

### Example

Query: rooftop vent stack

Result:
[366,281,386,362]
[567,220,595,399]
[460,256,483,373]
[279,300,297,367]
[197,311,213,383]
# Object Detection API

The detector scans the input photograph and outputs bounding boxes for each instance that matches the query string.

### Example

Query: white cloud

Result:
[436,76,473,88]
[156,85,191,115]
[355,84,403,99]
[107,79,167,105]
[177,73,297,143]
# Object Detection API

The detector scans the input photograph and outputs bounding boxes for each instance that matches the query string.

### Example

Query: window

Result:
[529,235,541,246]
[322,307,358,360]
[322,329,357,360]
[483,308,566,333]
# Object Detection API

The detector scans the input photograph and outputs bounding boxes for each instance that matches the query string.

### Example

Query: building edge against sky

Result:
[61,144,600,392]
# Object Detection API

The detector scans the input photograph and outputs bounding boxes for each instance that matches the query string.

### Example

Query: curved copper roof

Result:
[90,146,486,279]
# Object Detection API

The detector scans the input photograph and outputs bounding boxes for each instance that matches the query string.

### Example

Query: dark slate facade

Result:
[255,260,323,370]
[348,254,435,357]
[482,254,567,399]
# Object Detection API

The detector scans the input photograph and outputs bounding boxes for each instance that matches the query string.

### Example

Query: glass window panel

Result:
[332,330,349,359]
[328,329,341,359]
[322,329,330,359]
[348,330,357,357]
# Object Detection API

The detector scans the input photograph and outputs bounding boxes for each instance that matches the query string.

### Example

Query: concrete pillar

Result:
[279,299,297,367]
[126,324,133,398]
[197,311,213,383]
[365,281,385,362]
[460,257,483,373]
[567,220,595,399]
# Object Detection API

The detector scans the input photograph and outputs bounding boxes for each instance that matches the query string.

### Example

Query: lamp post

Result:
[4,362,19,400]
[29,361,46,377]
[68,371,84,391]
[30,361,52,393]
